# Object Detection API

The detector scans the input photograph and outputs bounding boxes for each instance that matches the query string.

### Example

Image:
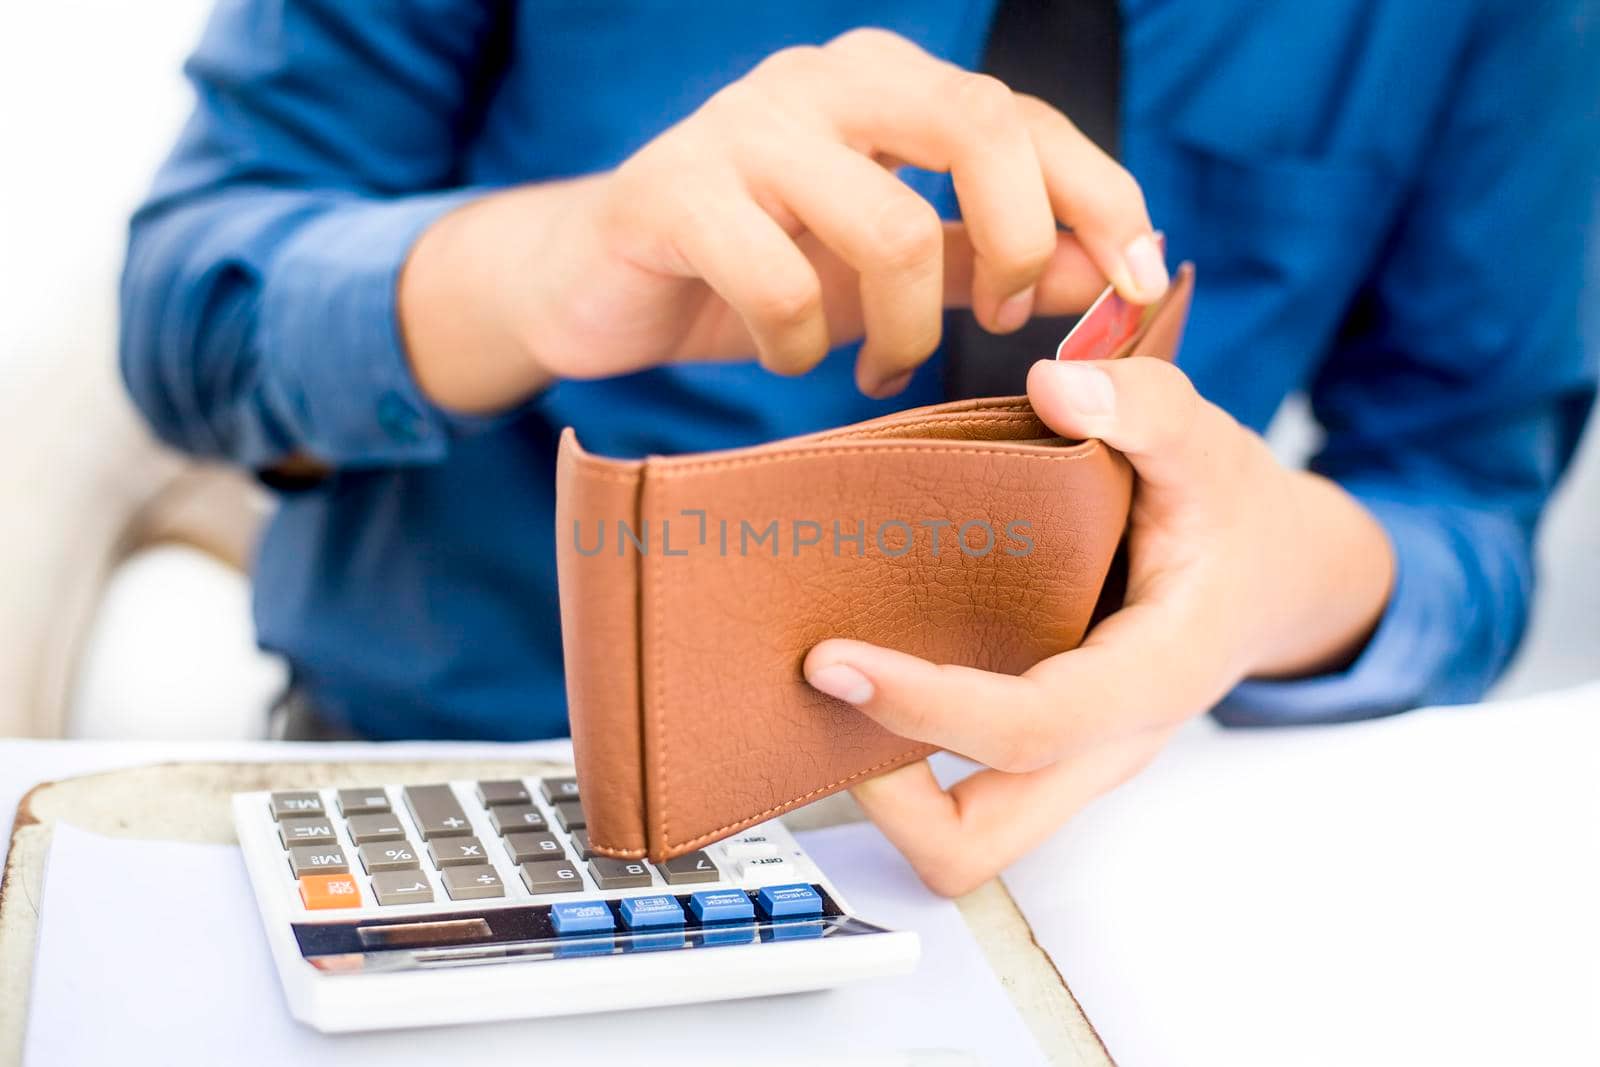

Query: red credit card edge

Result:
[1055,233,1167,361]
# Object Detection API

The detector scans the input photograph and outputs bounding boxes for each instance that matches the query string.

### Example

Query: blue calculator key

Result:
[619,895,686,928]
[550,900,616,936]
[769,919,825,941]
[699,924,758,947]
[757,883,824,918]
[689,889,756,923]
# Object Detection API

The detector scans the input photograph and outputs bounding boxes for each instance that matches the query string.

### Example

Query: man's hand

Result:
[397,29,1168,412]
[803,357,1396,897]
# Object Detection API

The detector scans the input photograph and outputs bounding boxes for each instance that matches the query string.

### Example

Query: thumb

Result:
[1026,356,1227,490]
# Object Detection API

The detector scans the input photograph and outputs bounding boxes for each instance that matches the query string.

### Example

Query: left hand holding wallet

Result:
[819,353,1397,896]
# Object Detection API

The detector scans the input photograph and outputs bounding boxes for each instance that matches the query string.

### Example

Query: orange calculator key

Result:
[299,873,362,910]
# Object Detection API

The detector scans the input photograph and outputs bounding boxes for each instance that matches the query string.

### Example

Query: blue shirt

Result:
[121,0,1599,739]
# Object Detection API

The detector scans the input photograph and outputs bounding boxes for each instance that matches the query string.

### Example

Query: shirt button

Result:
[377,390,427,443]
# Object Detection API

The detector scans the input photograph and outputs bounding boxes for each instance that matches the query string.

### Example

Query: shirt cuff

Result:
[256,188,500,468]
[1212,496,1469,726]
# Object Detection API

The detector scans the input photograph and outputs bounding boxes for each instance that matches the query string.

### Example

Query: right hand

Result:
[399,28,1168,412]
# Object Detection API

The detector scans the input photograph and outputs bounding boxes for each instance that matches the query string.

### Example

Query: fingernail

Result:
[807,663,875,705]
[1044,361,1115,415]
[1121,233,1170,302]
[870,370,914,398]
[994,285,1035,333]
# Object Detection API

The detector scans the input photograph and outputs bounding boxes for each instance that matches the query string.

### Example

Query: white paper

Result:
[23,821,1043,1066]
[1003,681,1600,1067]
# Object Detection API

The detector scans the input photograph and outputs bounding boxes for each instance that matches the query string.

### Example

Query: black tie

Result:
[945,0,1124,399]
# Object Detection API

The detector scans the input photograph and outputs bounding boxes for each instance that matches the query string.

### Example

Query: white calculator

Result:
[233,775,920,1032]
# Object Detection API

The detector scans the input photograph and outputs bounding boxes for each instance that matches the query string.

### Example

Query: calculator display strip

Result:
[292,884,848,960]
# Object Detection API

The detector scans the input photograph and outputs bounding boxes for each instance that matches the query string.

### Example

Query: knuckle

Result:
[827,26,904,55]
[1089,164,1149,219]
[870,196,943,272]
[950,72,1020,134]
[1143,360,1206,449]
[752,44,826,83]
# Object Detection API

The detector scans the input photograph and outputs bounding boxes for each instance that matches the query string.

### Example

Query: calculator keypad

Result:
[262,777,822,925]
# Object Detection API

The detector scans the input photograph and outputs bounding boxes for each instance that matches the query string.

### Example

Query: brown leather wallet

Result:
[558,265,1194,861]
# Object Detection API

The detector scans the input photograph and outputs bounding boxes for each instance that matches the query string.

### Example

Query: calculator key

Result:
[739,855,799,886]
[277,816,336,848]
[587,857,652,889]
[370,871,435,906]
[403,784,473,839]
[689,889,756,923]
[540,776,581,803]
[659,851,720,885]
[346,813,408,843]
[476,780,531,807]
[568,830,594,860]
[550,900,615,936]
[335,788,391,816]
[722,836,778,860]
[619,895,686,929]
[358,841,420,873]
[428,837,489,869]
[487,805,548,835]
[288,844,350,877]
[519,859,583,894]
[299,873,361,910]
[442,865,506,900]
[757,883,823,918]
[503,831,567,864]
[269,791,324,820]
[553,799,586,831]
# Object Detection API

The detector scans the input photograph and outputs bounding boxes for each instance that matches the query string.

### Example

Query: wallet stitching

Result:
[651,442,1102,479]
[817,416,1055,442]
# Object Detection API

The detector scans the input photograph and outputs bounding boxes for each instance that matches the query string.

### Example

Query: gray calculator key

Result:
[476,780,531,807]
[336,788,391,816]
[554,799,586,831]
[269,791,324,820]
[504,831,567,864]
[359,841,420,873]
[568,830,594,860]
[442,865,506,900]
[371,870,435,906]
[346,813,408,843]
[488,805,548,835]
[403,784,473,839]
[659,850,721,885]
[588,857,652,889]
[288,844,349,877]
[540,776,581,803]
[277,816,336,848]
[520,860,583,894]
[428,836,490,869]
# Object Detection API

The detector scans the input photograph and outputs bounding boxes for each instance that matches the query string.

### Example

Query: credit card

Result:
[1055,234,1166,362]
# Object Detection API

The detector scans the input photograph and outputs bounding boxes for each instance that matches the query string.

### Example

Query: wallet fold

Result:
[559,265,1194,861]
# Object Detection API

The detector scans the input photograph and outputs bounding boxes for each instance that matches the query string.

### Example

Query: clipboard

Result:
[0,759,1112,1066]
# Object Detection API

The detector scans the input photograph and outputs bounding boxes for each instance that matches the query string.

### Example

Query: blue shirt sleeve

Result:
[1216,0,1600,725]
[119,0,505,470]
